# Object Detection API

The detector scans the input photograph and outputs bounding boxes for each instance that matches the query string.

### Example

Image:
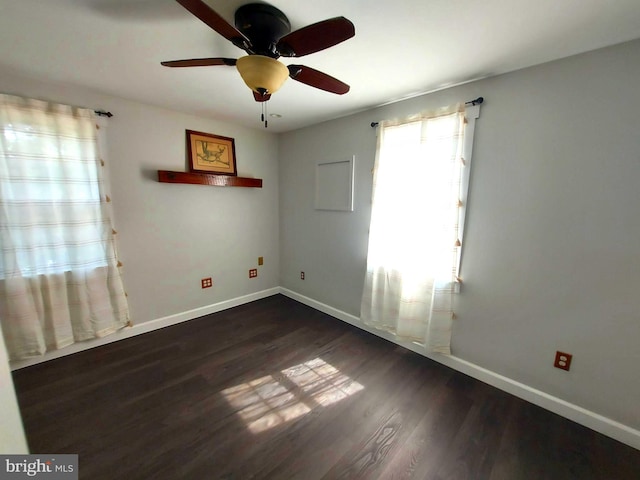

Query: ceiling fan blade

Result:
[175,0,251,51]
[277,17,354,57]
[253,91,271,102]
[288,65,350,94]
[161,57,237,67]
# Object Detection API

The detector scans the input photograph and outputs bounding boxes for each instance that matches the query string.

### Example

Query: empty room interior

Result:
[1,1,640,478]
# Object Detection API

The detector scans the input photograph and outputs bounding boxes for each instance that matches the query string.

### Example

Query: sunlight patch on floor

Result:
[222,357,364,433]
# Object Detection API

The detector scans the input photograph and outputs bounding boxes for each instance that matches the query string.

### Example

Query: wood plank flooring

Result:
[11,294,640,479]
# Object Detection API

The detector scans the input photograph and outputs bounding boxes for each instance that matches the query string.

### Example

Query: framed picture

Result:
[186,130,237,176]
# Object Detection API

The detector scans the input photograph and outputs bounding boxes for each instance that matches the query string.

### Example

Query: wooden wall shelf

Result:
[157,170,262,188]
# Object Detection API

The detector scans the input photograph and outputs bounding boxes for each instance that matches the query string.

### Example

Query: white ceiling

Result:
[1,0,640,132]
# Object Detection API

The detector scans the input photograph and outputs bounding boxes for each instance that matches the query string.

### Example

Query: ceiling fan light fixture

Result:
[236,55,289,96]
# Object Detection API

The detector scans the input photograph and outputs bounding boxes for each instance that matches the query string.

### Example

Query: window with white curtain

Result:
[1,115,106,277]
[360,102,480,354]
[0,94,130,361]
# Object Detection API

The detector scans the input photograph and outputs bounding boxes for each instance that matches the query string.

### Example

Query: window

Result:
[0,94,129,361]
[1,113,108,277]
[360,103,480,354]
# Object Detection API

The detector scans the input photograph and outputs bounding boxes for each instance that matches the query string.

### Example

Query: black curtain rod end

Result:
[466,97,484,106]
[94,110,113,118]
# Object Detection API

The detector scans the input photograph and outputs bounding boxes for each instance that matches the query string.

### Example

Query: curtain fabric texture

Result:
[0,94,129,361]
[360,105,467,354]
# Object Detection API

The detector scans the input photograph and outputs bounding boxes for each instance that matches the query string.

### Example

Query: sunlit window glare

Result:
[1,123,106,277]
[222,358,364,434]
[368,115,462,294]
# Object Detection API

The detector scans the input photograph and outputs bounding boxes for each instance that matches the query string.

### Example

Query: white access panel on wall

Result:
[315,156,354,211]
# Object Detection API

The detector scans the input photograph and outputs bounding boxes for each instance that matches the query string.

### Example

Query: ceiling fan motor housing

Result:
[235,3,291,57]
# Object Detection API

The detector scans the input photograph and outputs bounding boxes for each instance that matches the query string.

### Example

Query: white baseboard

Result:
[279,287,640,451]
[10,288,280,371]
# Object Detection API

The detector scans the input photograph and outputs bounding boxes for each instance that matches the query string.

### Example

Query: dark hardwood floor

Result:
[12,294,640,479]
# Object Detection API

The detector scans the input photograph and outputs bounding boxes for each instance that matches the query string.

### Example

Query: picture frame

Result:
[186,130,237,176]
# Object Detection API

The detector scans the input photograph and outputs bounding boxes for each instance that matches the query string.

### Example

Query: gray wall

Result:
[0,70,281,325]
[279,39,640,430]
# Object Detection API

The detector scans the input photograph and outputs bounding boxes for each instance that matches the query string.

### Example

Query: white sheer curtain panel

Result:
[360,105,467,354]
[0,94,129,361]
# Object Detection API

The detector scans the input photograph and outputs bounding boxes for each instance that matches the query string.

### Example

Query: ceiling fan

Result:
[162,0,355,116]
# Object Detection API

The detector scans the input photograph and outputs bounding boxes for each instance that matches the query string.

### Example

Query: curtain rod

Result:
[370,96,483,128]
[3,93,114,118]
